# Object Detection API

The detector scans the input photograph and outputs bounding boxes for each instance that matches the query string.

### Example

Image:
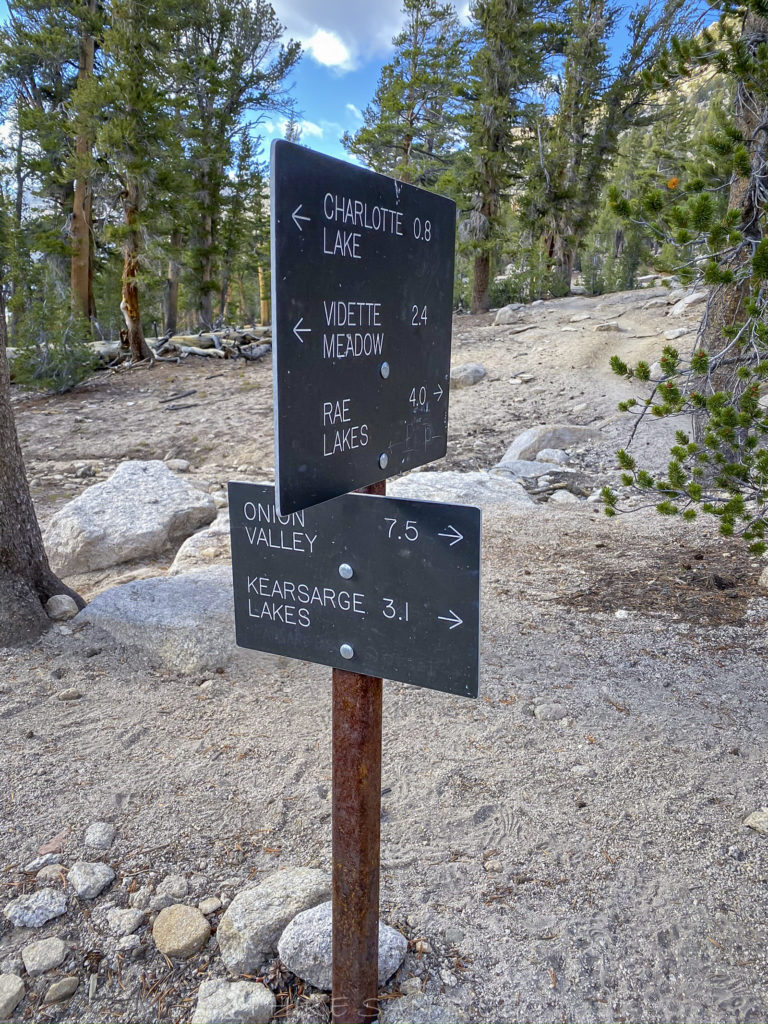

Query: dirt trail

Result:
[2,290,767,1024]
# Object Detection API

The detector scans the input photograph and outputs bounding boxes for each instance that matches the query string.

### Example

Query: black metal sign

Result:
[229,483,480,697]
[270,140,456,516]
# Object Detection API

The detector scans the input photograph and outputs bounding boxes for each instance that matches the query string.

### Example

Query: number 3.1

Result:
[411,304,428,326]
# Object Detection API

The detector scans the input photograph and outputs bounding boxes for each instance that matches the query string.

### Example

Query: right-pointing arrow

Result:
[437,609,463,630]
[433,384,444,401]
[438,524,463,546]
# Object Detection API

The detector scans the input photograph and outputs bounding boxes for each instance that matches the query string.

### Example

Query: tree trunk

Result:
[121,187,152,362]
[550,229,575,296]
[198,168,215,329]
[471,252,491,314]
[698,12,768,420]
[164,229,181,336]
[70,0,97,323]
[0,284,84,645]
[258,265,270,324]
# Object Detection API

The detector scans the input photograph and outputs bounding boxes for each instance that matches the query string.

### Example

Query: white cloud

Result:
[346,103,363,120]
[303,28,355,70]
[300,119,324,138]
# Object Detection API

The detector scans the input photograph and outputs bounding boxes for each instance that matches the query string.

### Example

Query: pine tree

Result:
[604,6,768,553]
[342,0,466,187]
[171,0,299,329]
[523,0,690,294]
[460,0,554,313]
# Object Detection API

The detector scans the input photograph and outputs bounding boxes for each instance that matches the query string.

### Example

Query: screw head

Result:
[379,452,389,470]
[380,361,390,379]
[340,643,354,660]
[338,563,354,580]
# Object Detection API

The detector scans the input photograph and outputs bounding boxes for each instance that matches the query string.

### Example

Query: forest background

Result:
[0,0,728,387]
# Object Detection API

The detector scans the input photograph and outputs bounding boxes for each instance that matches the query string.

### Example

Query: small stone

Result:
[493,303,524,325]
[128,885,152,910]
[571,402,588,413]
[68,861,115,899]
[534,703,568,721]
[570,313,591,323]
[45,595,79,622]
[595,320,622,332]
[548,489,580,504]
[483,859,502,873]
[277,901,406,991]
[4,890,67,928]
[152,905,210,959]
[217,868,330,974]
[150,873,188,911]
[117,935,142,956]
[84,822,116,851]
[56,688,83,701]
[400,977,423,996]
[166,459,190,472]
[50,666,66,680]
[614,609,629,619]
[106,908,145,936]
[191,979,276,1024]
[537,448,568,464]
[198,897,222,916]
[212,492,228,508]
[36,865,66,884]
[758,565,768,591]
[727,845,746,861]
[450,362,486,389]
[21,937,67,976]
[0,975,25,1019]
[43,976,79,1004]
[744,808,768,836]
[664,326,690,341]
[24,853,60,873]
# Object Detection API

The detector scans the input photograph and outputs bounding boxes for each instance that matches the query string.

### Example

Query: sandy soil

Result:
[2,289,768,1023]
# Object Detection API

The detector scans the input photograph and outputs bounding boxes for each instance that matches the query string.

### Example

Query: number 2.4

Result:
[411,304,428,326]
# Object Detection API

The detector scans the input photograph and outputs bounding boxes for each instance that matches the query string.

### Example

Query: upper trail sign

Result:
[271,140,456,517]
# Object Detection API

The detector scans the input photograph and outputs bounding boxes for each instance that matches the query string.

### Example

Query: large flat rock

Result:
[500,424,601,462]
[389,470,534,506]
[44,460,216,576]
[77,566,283,674]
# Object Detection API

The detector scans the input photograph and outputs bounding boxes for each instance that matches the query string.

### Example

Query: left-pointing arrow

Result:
[437,609,463,630]
[293,317,311,342]
[292,204,311,230]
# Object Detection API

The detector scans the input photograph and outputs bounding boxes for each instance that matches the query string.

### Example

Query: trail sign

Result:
[270,140,456,516]
[229,482,480,698]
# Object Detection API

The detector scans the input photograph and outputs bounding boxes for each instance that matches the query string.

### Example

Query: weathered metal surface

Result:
[228,481,481,697]
[270,139,456,515]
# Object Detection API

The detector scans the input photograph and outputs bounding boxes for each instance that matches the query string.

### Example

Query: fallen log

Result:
[177,345,226,358]
[239,342,271,361]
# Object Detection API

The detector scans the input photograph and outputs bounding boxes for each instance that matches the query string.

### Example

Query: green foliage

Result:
[11,277,94,392]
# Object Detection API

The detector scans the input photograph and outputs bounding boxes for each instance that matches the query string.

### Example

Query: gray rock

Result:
[77,566,284,675]
[744,808,768,836]
[44,595,79,622]
[500,424,601,462]
[168,511,230,575]
[84,822,116,851]
[152,905,210,959]
[217,868,330,975]
[21,937,67,976]
[570,313,591,323]
[56,688,82,701]
[106,908,145,936]
[548,489,580,504]
[23,854,60,873]
[4,890,67,928]
[198,897,222,916]
[151,873,189,911]
[570,284,588,295]
[166,458,190,472]
[492,459,569,479]
[650,361,664,379]
[191,980,276,1024]
[42,976,79,1004]
[389,471,534,507]
[758,566,768,591]
[535,703,568,721]
[277,901,406,991]
[537,448,569,464]
[44,460,216,575]
[493,303,523,325]
[450,363,486,388]
[36,865,65,885]
[595,321,622,332]
[664,326,690,341]
[0,975,24,1019]
[68,861,114,899]
[669,290,708,316]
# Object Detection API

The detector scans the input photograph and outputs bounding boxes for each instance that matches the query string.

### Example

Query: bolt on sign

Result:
[270,140,456,517]
[229,483,480,698]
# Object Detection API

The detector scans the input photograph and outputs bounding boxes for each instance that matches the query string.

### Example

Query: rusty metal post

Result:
[332,480,385,1024]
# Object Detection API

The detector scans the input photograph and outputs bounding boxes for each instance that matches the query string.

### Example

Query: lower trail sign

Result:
[229,482,480,698]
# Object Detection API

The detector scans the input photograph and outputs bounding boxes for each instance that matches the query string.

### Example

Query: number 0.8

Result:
[412,217,432,241]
